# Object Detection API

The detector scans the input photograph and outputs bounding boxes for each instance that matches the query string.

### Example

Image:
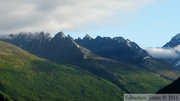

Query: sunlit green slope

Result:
[0,41,124,101]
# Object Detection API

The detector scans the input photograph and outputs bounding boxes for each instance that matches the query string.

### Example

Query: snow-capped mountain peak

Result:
[164,33,180,48]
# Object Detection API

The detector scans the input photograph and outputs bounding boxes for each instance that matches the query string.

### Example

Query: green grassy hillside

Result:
[0,41,124,101]
[77,57,180,94]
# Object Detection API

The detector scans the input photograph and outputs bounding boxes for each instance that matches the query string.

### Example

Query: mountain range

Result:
[75,34,149,63]
[0,32,180,100]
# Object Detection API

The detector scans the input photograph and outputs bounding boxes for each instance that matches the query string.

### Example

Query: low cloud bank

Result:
[145,45,180,59]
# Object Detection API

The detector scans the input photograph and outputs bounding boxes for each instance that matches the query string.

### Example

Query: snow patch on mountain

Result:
[174,60,180,67]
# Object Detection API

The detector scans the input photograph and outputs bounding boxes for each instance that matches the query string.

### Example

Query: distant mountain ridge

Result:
[75,34,150,63]
[0,31,151,64]
[1,32,95,64]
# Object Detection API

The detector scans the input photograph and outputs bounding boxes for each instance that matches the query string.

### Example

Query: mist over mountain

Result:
[145,33,180,68]
[145,47,180,59]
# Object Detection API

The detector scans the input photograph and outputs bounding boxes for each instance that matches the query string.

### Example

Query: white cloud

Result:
[0,0,156,34]
[145,46,180,59]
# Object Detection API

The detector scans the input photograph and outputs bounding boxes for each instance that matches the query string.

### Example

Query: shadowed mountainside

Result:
[157,77,180,93]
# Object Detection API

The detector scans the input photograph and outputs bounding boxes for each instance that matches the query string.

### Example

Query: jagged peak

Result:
[125,39,131,43]
[5,31,52,40]
[168,33,180,42]
[67,34,73,40]
[163,33,180,47]
[35,31,44,35]
[102,37,111,40]
[113,37,125,42]
[173,33,180,40]
[19,31,28,35]
[83,34,93,40]
[77,37,82,40]
[95,36,102,40]
[54,32,66,39]
[34,31,51,39]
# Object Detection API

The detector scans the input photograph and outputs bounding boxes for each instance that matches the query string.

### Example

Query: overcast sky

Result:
[0,0,180,47]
